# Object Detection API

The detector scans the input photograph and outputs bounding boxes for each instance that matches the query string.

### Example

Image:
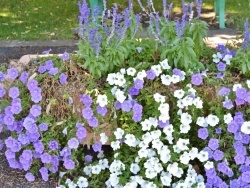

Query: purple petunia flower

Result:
[134,78,144,89]
[45,60,54,70]
[48,68,58,76]
[25,172,35,182]
[68,138,79,149]
[96,105,107,116]
[76,127,87,140]
[9,87,20,99]
[146,69,156,80]
[208,138,219,150]
[18,134,30,145]
[0,71,5,82]
[27,79,38,91]
[217,62,226,72]
[82,107,93,119]
[84,155,93,163]
[234,154,246,165]
[227,121,239,133]
[11,103,22,114]
[114,101,121,110]
[132,103,143,114]
[39,122,48,131]
[236,88,247,99]
[41,153,52,164]
[38,65,47,74]
[5,149,15,159]
[218,87,230,96]
[63,159,75,170]
[132,113,142,122]
[88,116,98,127]
[59,73,67,85]
[217,44,226,52]
[191,73,203,86]
[30,105,42,117]
[4,114,14,126]
[213,150,224,161]
[215,128,222,134]
[39,167,49,181]
[241,171,250,183]
[121,100,132,112]
[80,94,92,107]
[49,140,59,151]
[20,72,29,83]
[198,128,209,140]
[216,73,225,79]
[128,87,140,96]
[31,94,42,103]
[158,120,170,128]
[235,98,245,106]
[33,141,44,154]
[21,150,33,161]
[0,86,6,97]
[61,52,69,61]
[7,68,18,80]
[223,99,234,109]
[92,141,102,152]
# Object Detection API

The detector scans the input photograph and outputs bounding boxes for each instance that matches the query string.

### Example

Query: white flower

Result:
[189,147,198,160]
[115,89,126,103]
[233,83,242,91]
[196,117,208,127]
[114,73,126,86]
[193,97,203,109]
[176,138,189,151]
[109,174,119,187]
[120,68,126,74]
[148,117,158,127]
[204,161,214,170]
[147,148,157,158]
[197,182,206,188]
[151,65,162,76]
[241,121,250,134]
[97,150,104,159]
[153,93,166,103]
[177,99,184,109]
[107,73,116,85]
[158,103,169,114]
[182,96,193,106]
[180,113,192,125]
[100,133,108,144]
[130,163,140,174]
[150,130,161,140]
[161,74,172,85]
[160,151,171,163]
[141,119,152,131]
[83,166,92,176]
[180,151,190,165]
[163,124,174,136]
[109,160,125,175]
[171,75,180,84]
[114,128,124,140]
[196,174,205,183]
[111,141,120,150]
[127,67,136,76]
[180,124,191,133]
[159,59,171,70]
[206,114,219,127]
[223,54,232,65]
[136,70,147,80]
[224,113,233,124]
[111,86,118,95]
[145,182,157,188]
[197,151,209,162]
[167,162,179,176]
[160,172,172,186]
[174,89,185,99]
[173,145,181,153]
[246,80,250,89]
[96,94,108,107]
[77,177,88,188]
[62,127,68,135]
[99,158,109,169]
[125,134,137,147]
[166,135,174,144]
[212,52,222,63]
[142,132,153,144]
[159,113,170,123]
[152,139,163,151]
[138,148,148,158]
[145,168,157,179]
[92,165,101,174]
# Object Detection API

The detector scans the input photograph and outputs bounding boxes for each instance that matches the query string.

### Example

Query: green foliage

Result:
[232,47,250,76]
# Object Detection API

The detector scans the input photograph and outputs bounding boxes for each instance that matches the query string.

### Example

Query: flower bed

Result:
[1,0,250,188]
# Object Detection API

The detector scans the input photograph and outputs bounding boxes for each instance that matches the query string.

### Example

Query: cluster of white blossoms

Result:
[105,160,126,187]
[61,176,89,188]
[212,51,233,65]
[196,114,220,127]
[107,72,126,87]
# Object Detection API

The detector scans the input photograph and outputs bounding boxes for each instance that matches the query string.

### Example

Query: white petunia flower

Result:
[171,75,180,84]
[130,163,140,174]
[197,182,206,188]
[182,96,193,106]
[223,54,232,65]
[145,168,157,179]
[179,151,190,165]
[107,73,116,85]
[77,177,88,188]
[136,70,147,80]
[127,67,136,76]
[120,68,126,74]
[100,133,108,144]
[161,74,172,85]
[142,132,153,144]
[141,119,152,131]
[204,161,214,170]
[180,124,191,133]
[150,130,161,140]
[241,121,250,134]
[111,141,120,150]
[109,174,119,187]
[189,147,199,160]
[160,172,172,186]
[115,89,126,103]
[158,103,169,114]
[159,59,171,70]
[99,158,109,169]
[163,124,174,135]
[232,83,242,91]
[152,139,163,151]
[151,65,162,76]
[114,73,126,87]
[176,138,189,151]
[180,113,192,125]
[193,97,203,109]
[159,113,170,123]
[206,114,219,127]
[92,165,101,174]
[96,94,108,107]
[83,166,92,176]
[212,52,222,63]
[196,117,208,127]
[148,117,158,128]
[197,151,209,162]
[138,148,148,158]
[114,128,124,140]
[224,113,233,124]
[153,93,166,103]
[174,89,185,99]
[97,150,104,159]
[125,134,137,147]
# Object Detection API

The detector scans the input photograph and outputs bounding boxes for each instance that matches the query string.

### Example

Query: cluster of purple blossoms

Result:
[27,79,42,103]
[191,72,203,86]
[76,123,87,141]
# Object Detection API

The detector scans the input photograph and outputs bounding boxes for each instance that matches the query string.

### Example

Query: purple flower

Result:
[4,114,14,125]
[198,128,209,140]
[41,153,52,164]
[9,87,19,99]
[213,150,224,161]
[216,73,225,79]
[61,52,69,61]
[208,138,219,150]
[25,172,35,182]
[227,121,239,133]
[218,87,230,96]
[235,98,245,106]
[10,140,21,152]
[121,100,132,112]
[234,154,245,165]
[217,161,228,174]
[88,116,98,127]
[132,103,143,114]
[0,71,5,82]
[128,87,140,96]
[11,103,22,114]
[59,73,67,85]
[45,60,54,70]
[134,78,144,89]
[217,62,226,72]
[49,140,59,151]
[39,122,48,131]
[48,68,58,76]
[243,19,250,51]
[191,73,203,86]
[217,44,226,52]
[222,99,234,109]
[0,86,6,97]
[18,134,30,145]
[7,68,18,80]
[30,105,42,117]
[30,87,42,97]
[38,65,47,74]
[39,167,49,181]
[5,149,15,159]
[84,155,93,163]
[146,69,156,80]
[80,94,92,107]
[68,138,79,149]
[27,79,38,91]
[63,159,75,170]
[23,117,35,131]
[236,88,247,99]
[242,171,250,183]
[215,128,222,134]
[241,134,250,144]
[42,49,51,54]
[96,105,107,116]
[132,113,142,122]
[60,147,71,159]
[158,120,170,128]
[114,101,121,110]
[92,141,102,152]
[82,107,93,119]
[20,72,29,83]
[33,141,44,154]
[76,127,87,140]
[21,150,33,161]
[31,94,42,103]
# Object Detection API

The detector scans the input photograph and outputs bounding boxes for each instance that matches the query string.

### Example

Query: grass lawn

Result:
[0,0,249,40]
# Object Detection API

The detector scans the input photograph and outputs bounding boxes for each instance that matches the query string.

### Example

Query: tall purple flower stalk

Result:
[78,0,91,39]
[175,14,186,38]
[88,29,102,56]
[132,13,141,38]
[106,4,118,46]
[195,0,203,18]
[243,19,250,51]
